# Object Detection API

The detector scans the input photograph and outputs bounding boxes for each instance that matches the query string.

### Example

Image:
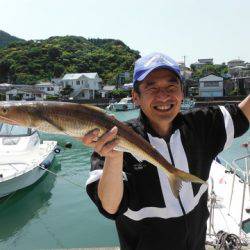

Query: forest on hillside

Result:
[0,35,140,84]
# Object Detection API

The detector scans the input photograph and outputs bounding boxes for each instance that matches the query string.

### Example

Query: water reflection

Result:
[0,160,61,240]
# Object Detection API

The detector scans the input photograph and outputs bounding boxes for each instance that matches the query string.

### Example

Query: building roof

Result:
[199,74,223,81]
[102,85,116,91]
[62,73,99,80]
[0,83,11,86]
[8,86,46,95]
[36,82,54,86]
[228,59,245,63]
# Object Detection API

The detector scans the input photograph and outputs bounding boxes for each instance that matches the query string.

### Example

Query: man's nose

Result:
[155,88,170,100]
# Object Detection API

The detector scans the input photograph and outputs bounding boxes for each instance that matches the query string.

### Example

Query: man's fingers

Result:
[81,129,100,145]
[109,114,116,119]
[94,126,118,153]
[98,139,118,156]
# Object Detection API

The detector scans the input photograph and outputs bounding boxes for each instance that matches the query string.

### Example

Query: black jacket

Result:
[86,105,249,250]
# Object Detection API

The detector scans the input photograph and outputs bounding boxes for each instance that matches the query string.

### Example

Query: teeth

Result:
[156,105,172,110]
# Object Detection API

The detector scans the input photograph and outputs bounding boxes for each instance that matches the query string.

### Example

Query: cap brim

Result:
[136,65,181,82]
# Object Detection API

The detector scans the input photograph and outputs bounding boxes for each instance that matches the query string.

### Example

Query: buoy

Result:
[54,148,61,154]
[65,142,72,148]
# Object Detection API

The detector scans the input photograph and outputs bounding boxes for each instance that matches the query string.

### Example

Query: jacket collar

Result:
[137,109,184,140]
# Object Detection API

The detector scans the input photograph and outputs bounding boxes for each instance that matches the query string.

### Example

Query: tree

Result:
[60,85,74,98]
[48,47,61,60]
[54,64,65,77]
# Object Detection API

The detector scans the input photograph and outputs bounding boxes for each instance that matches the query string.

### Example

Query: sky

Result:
[0,0,250,66]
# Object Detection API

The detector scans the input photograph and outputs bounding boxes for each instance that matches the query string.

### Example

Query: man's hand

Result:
[239,94,250,122]
[81,126,123,158]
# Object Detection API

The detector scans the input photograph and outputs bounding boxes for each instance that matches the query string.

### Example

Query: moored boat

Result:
[106,97,137,111]
[0,123,57,198]
[181,98,195,111]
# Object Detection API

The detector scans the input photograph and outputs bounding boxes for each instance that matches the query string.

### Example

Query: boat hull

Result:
[0,143,56,198]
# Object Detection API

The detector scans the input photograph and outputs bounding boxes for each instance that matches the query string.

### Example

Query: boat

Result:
[181,98,195,111]
[106,97,137,111]
[0,123,58,198]
[206,145,250,249]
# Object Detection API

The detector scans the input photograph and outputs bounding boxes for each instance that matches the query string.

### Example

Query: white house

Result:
[35,82,61,96]
[227,59,245,68]
[61,73,102,100]
[100,85,116,98]
[6,86,46,101]
[199,74,224,97]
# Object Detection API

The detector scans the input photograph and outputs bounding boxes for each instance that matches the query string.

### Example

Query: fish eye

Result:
[2,108,7,114]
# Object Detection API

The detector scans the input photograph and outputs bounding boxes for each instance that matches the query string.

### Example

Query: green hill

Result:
[0,35,140,84]
[0,30,25,48]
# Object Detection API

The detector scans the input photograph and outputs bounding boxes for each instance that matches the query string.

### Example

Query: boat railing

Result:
[229,153,250,236]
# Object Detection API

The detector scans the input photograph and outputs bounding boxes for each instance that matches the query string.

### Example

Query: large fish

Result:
[0,101,206,197]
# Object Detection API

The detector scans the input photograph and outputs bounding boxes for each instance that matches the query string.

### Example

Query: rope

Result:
[39,164,85,189]
[215,230,243,250]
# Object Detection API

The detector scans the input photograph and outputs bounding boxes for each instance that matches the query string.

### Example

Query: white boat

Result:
[181,98,195,110]
[206,150,250,249]
[0,123,57,198]
[106,97,137,111]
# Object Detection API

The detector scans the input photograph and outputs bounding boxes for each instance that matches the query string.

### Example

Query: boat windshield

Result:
[0,123,31,136]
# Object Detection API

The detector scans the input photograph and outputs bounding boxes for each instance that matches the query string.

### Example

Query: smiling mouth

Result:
[153,104,174,112]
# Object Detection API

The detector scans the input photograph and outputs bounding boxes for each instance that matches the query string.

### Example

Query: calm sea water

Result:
[0,109,249,250]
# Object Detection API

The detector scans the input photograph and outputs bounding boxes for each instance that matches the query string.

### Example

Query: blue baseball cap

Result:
[133,52,182,86]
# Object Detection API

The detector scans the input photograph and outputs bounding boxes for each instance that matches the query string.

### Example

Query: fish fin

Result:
[169,174,183,198]
[114,145,128,152]
[131,154,144,162]
[81,104,106,113]
[114,145,143,162]
[174,168,207,184]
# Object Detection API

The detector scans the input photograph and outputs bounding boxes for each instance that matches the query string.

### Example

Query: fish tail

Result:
[168,174,183,198]
[174,168,207,184]
[168,169,207,198]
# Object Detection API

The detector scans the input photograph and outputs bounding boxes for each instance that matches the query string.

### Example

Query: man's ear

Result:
[132,90,140,106]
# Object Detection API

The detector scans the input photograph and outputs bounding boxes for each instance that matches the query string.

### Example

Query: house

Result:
[0,83,12,100]
[61,73,102,100]
[191,58,214,70]
[6,86,46,101]
[35,82,61,96]
[199,74,223,97]
[100,85,116,98]
[177,62,192,80]
[198,58,213,64]
[227,59,245,68]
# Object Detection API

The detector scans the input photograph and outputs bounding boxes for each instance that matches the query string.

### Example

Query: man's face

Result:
[133,68,183,131]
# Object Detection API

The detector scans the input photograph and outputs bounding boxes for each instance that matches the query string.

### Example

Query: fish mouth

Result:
[0,115,19,125]
[153,104,175,112]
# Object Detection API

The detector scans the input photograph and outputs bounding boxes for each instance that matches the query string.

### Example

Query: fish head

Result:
[0,101,34,127]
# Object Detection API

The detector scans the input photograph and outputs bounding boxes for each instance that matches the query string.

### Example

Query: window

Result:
[204,81,219,87]
[76,80,80,85]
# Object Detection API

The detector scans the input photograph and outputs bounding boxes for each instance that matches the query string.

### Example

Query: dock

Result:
[64,246,249,250]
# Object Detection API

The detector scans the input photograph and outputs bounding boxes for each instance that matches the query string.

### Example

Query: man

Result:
[84,52,250,250]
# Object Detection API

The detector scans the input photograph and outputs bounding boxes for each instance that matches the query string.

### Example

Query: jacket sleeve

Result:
[190,104,249,158]
[86,151,130,220]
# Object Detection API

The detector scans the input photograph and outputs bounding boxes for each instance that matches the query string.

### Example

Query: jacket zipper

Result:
[166,141,189,249]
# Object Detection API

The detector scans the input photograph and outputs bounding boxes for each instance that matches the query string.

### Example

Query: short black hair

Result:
[133,81,142,95]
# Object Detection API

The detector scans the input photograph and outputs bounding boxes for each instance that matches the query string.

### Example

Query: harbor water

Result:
[0,109,249,250]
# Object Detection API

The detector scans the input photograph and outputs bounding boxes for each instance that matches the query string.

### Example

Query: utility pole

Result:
[183,55,186,67]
